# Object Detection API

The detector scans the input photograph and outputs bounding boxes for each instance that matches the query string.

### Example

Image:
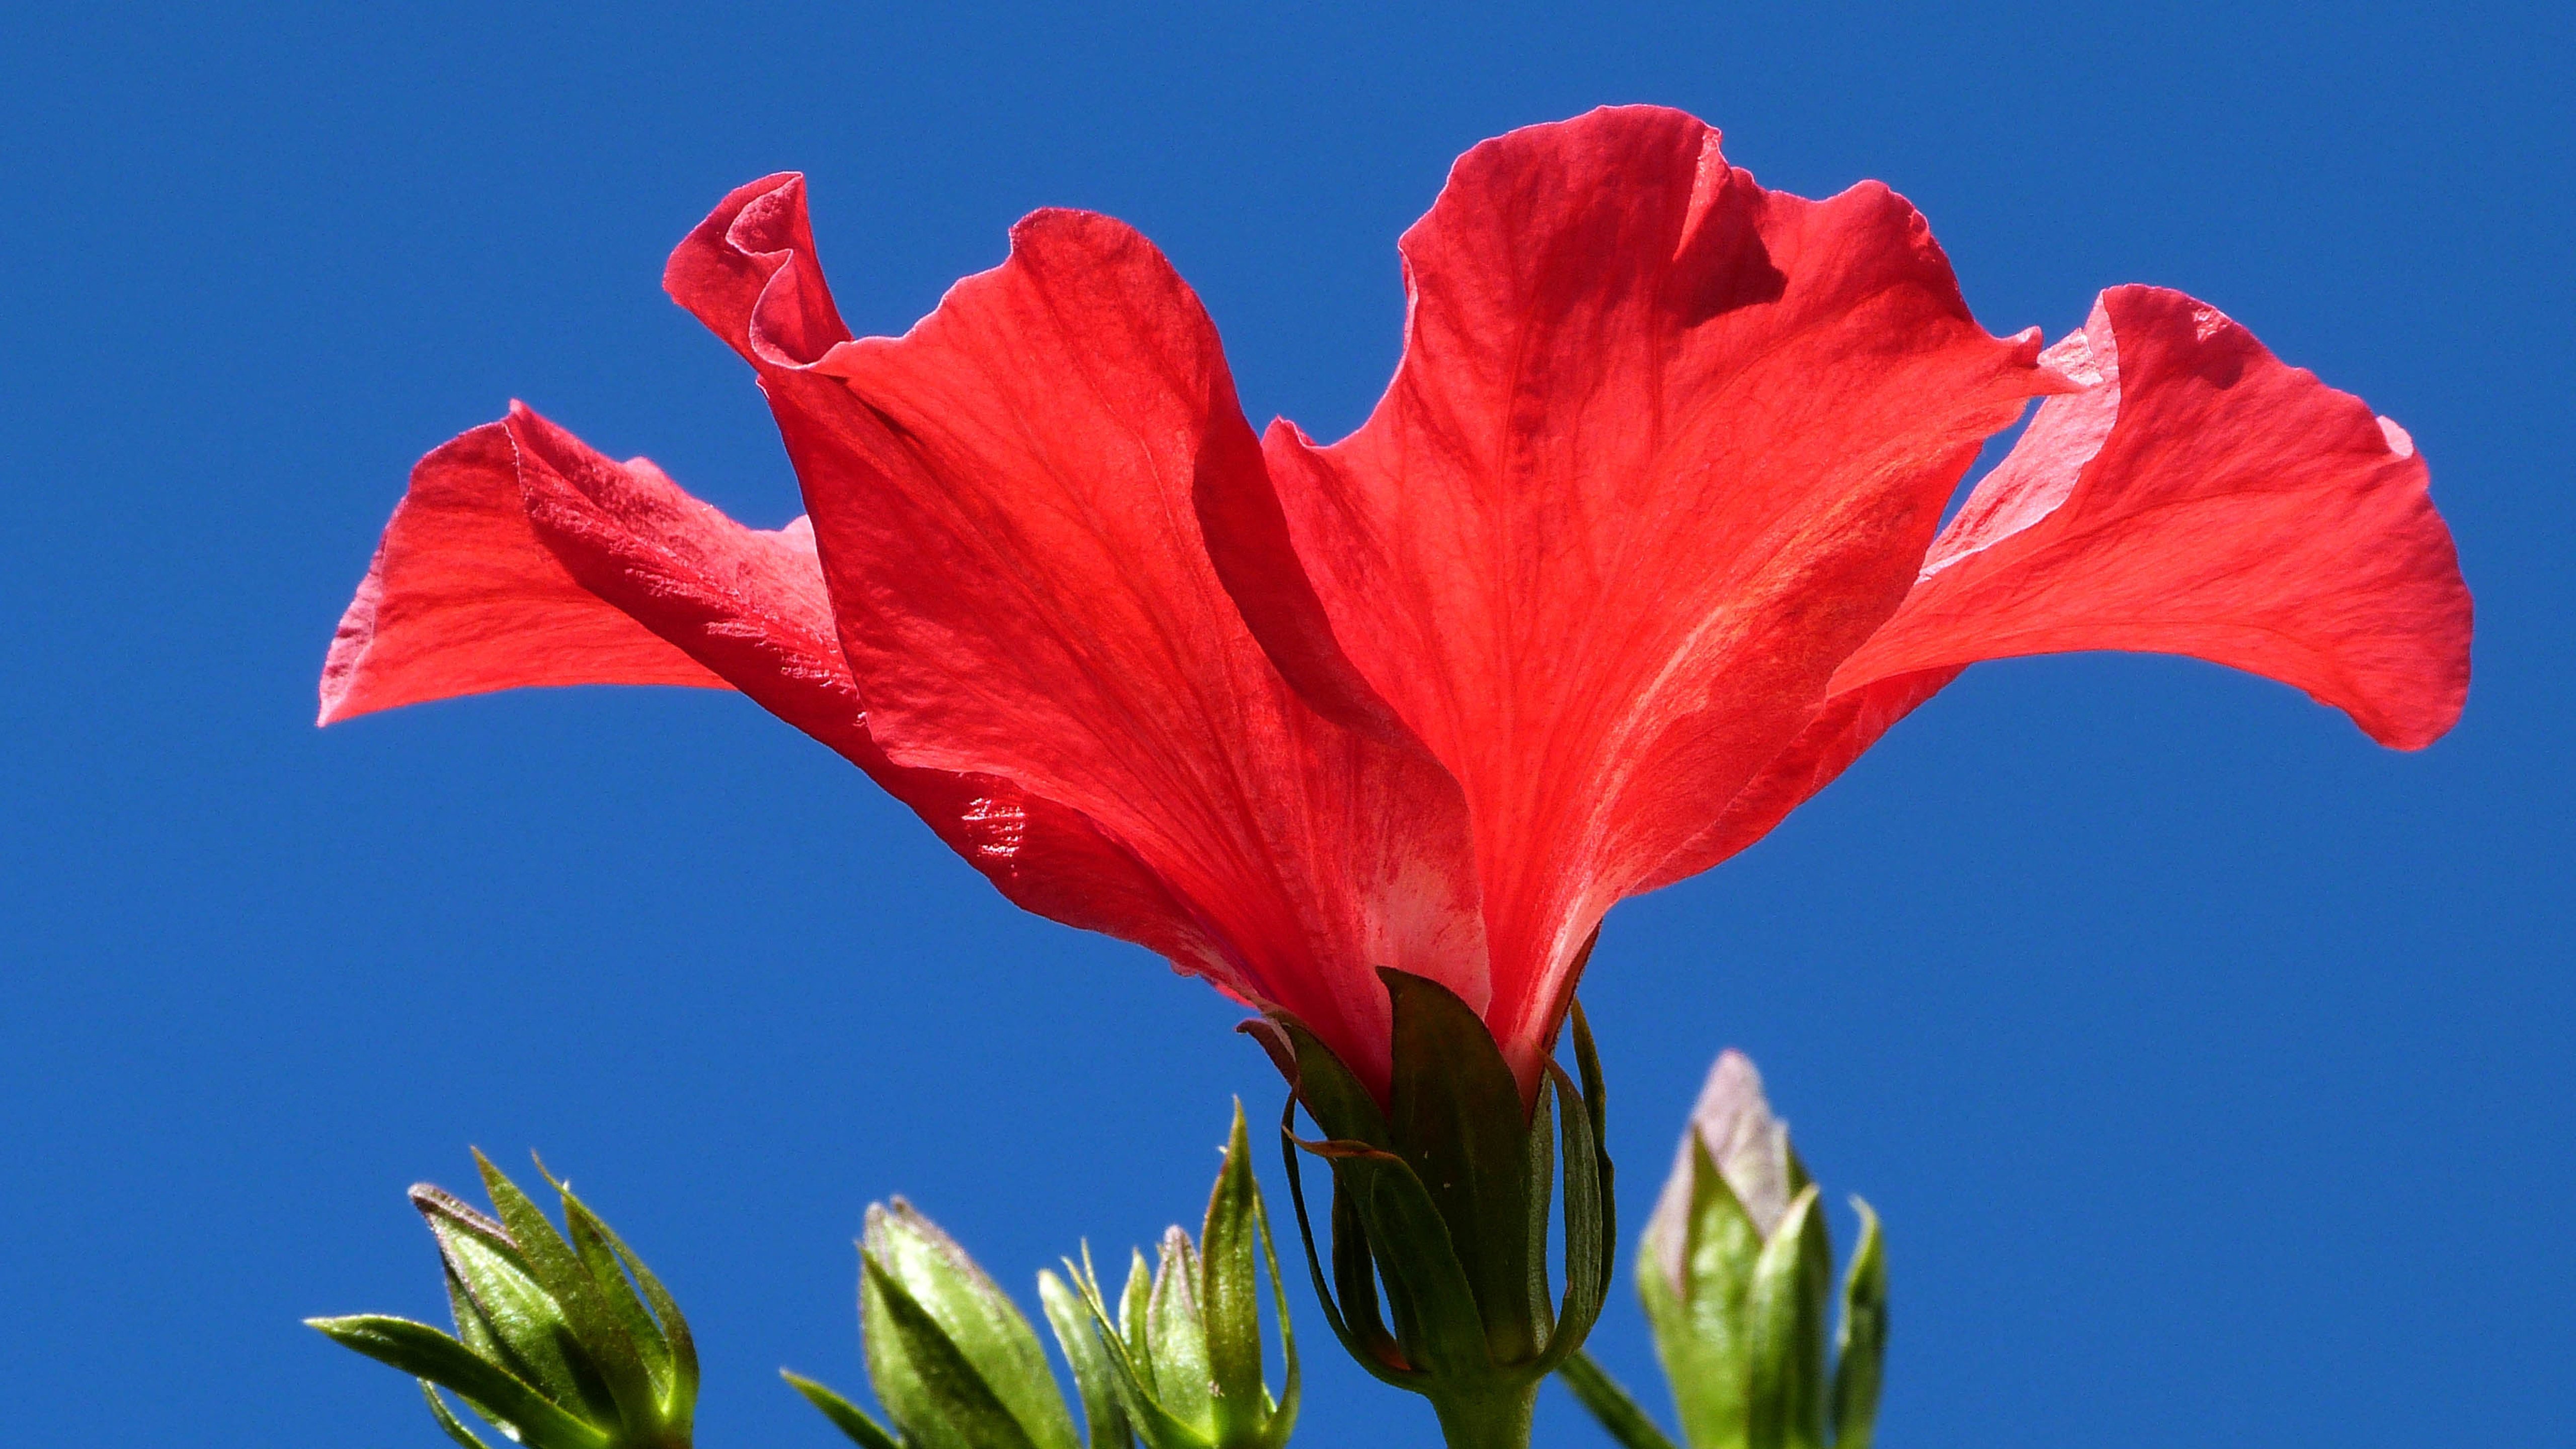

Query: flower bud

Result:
[787,1199,1083,1449]
[309,1152,697,1449]
[1049,1101,1300,1449]
[1620,1051,1884,1449]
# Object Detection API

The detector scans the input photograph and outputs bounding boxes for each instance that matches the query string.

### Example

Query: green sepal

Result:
[1534,1051,1612,1376]
[412,1184,526,1270]
[1060,1247,1219,1449]
[1827,1199,1885,1449]
[434,1205,608,1421]
[1342,1145,1492,1382]
[562,1194,670,1392]
[423,1381,503,1449]
[474,1152,661,1440]
[1039,1268,1133,1449]
[1273,1014,1389,1149]
[1250,1159,1302,1449]
[569,1177,700,1426]
[1271,978,1616,1426]
[1381,969,1549,1367]
[1197,1103,1266,1446]
[308,1315,607,1449]
[1641,1135,1764,1449]
[863,1201,1080,1449]
[416,1181,603,1422]
[1555,1350,1681,1449]
[863,1241,1050,1449]
[543,1162,694,1426]
[1145,1227,1215,1435]
[783,1370,908,1449]
[1743,1186,1832,1449]
[1118,1249,1154,1368]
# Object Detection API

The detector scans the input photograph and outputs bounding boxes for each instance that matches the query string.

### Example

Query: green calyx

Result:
[1273,967,1616,1449]
[308,1152,698,1449]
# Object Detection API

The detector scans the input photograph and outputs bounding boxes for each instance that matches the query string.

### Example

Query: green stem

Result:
[1426,1379,1541,1449]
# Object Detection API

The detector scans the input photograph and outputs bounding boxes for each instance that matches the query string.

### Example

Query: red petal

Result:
[1657,285,2474,880]
[318,421,727,726]
[673,178,1488,1094]
[1233,107,2055,1058]
[324,407,1220,978]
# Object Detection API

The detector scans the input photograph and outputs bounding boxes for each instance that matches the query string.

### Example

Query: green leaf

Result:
[475,1152,659,1437]
[1381,968,1548,1367]
[1744,1186,1832,1449]
[865,1202,1082,1449]
[1642,1136,1764,1449]
[1827,1199,1885,1449]
[784,1370,908,1449]
[308,1315,607,1449]
[1198,1103,1266,1446]
[1554,1351,1681,1449]
[422,1381,502,1449]
[1040,1269,1133,1449]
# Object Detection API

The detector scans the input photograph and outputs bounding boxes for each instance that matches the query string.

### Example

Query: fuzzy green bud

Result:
[309,1152,698,1449]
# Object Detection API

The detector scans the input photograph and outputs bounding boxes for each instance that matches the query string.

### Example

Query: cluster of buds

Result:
[1560,1051,1886,1449]
[309,1153,697,1449]
[308,1048,1876,1449]
[784,1103,1299,1449]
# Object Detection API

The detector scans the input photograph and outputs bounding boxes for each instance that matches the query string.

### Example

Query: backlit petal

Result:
[324,408,1218,976]
[672,177,1487,1093]
[318,422,724,726]
[1238,107,2054,1059]
[1656,284,2473,880]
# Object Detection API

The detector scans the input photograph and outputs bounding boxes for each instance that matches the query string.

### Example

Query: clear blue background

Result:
[4,5,2566,1446]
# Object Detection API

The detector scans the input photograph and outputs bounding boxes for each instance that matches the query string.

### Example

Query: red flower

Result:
[320,107,2469,1101]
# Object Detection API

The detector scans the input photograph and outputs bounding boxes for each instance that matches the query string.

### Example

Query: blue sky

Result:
[3,5,2567,1447]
